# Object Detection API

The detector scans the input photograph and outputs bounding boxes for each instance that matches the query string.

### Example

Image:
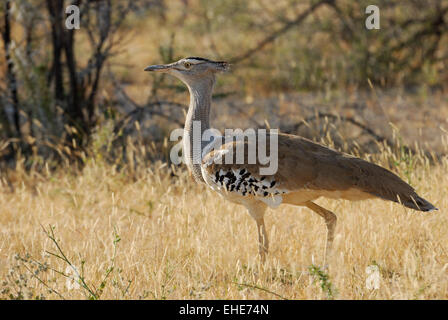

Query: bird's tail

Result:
[371,183,438,212]
[355,160,438,212]
[400,194,438,212]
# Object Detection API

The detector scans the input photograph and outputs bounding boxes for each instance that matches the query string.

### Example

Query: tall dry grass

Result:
[0,136,446,300]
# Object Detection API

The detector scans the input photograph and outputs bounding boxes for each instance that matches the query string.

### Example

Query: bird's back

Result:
[278,133,436,211]
[202,132,436,211]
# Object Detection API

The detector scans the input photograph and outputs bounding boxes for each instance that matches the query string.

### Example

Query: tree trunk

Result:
[1,0,21,139]
[46,0,65,103]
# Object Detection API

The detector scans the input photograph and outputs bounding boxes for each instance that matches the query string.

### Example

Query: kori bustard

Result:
[145,57,437,265]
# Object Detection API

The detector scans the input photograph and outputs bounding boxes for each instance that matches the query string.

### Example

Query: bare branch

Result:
[229,0,335,64]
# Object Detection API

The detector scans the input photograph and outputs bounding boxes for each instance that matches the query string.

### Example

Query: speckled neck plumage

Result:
[183,74,215,183]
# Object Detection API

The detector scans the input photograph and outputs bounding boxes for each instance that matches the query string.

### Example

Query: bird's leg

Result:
[305,201,337,268]
[246,202,269,263]
[256,217,269,263]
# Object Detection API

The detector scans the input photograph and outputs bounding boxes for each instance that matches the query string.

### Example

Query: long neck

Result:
[183,76,214,183]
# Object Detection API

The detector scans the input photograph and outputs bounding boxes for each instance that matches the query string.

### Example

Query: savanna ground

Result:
[1,101,447,300]
[1,0,448,299]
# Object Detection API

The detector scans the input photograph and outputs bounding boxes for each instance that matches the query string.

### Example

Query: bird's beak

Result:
[215,61,230,72]
[144,64,171,72]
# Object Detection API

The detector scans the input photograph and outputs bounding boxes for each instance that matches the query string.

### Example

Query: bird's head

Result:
[144,57,229,87]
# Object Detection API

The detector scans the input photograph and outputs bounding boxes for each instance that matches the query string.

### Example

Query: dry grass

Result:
[1,0,447,300]
[0,151,447,300]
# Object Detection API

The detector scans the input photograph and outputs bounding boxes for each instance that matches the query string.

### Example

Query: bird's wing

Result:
[200,132,332,207]
[201,133,436,211]
[280,134,435,211]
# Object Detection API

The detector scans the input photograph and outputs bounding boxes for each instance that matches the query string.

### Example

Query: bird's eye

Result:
[184,62,192,69]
